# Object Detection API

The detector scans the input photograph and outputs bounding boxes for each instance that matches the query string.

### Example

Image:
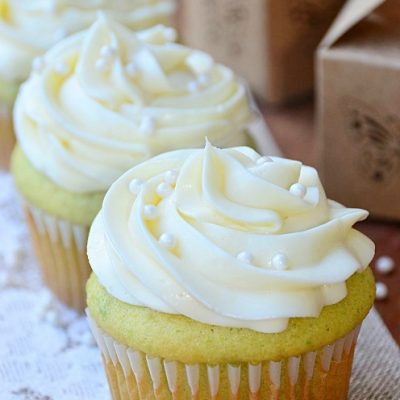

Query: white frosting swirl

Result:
[14,17,251,192]
[0,0,175,82]
[88,142,375,333]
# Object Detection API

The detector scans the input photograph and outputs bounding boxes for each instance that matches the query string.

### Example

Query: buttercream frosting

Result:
[14,17,251,192]
[88,142,375,333]
[0,0,175,82]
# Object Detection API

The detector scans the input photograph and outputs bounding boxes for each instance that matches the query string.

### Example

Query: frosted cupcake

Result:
[86,142,375,400]
[11,16,253,311]
[0,0,175,168]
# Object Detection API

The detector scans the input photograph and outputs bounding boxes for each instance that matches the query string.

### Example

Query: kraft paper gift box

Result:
[176,0,345,104]
[317,0,400,220]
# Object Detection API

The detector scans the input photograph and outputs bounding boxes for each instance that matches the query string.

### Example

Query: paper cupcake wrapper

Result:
[25,204,91,311]
[87,311,361,400]
[0,102,15,169]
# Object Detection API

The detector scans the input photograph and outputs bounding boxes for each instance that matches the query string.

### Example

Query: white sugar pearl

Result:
[256,156,273,165]
[126,62,137,78]
[100,45,117,58]
[163,27,177,42]
[156,182,173,198]
[45,2,57,13]
[237,251,253,264]
[143,205,157,220]
[197,73,210,86]
[54,28,67,41]
[32,57,45,72]
[159,233,176,249]
[187,80,200,93]
[289,183,307,198]
[375,282,388,300]
[54,61,69,76]
[95,58,110,72]
[375,256,395,274]
[139,116,155,136]
[129,178,143,194]
[164,170,178,185]
[271,253,289,270]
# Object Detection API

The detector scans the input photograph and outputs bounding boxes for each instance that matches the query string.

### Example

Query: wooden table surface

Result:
[262,100,400,346]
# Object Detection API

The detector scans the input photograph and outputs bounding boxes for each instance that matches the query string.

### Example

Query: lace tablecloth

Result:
[0,171,399,400]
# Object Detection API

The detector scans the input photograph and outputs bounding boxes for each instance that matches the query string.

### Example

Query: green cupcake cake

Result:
[86,142,375,399]
[0,0,175,168]
[11,15,256,311]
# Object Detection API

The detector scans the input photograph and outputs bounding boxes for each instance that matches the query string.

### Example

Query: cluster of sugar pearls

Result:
[236,155,315,270]
[129,169,179,250]
[374,255,395,300]
[185,50,213,93]
[126,154,323,269]
[32,56,70,77]
[256,155,396,300]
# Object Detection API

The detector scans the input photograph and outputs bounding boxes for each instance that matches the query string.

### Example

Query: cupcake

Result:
[11,16,254,311]
[0,0,175,168]
[86,142,375,400]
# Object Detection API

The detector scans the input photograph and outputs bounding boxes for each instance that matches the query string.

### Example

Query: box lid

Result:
[320,0,386,49]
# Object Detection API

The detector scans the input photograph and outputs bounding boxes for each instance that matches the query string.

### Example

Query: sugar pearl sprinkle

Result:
[32,57,45,73]
[100,45,117,59]
[187,74,210,93]
[375,255,395,275]
[143,205,158,220]
[187,80,200,93]
[156,182,173,198]
[237,251,253,264]
[271,253,289,270]
[256,156,273,165]
[126,62,138,78]
[139,116,155,136]
[289,183,307,198]
[53,28,67,41]
[197,73,210,86]
[54,61,70,76]
[95,58,110,73]
[45,2,57,14]
[129,178,143,194]
[375,282,388,300]
[159,233,176,249]
[164,170,178,185]
[163,27,177,42]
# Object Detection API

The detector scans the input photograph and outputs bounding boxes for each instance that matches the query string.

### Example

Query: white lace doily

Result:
[0,171,399,400]
[0,172,109,400]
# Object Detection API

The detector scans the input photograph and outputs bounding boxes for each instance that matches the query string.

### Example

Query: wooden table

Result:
[262,101,400,345]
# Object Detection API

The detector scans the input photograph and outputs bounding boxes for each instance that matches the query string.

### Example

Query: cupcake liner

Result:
[0,102,15,169]
[25,203,91,311]
[87,311,361,400]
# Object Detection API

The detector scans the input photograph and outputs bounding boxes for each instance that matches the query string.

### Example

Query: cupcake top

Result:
[0,0,174,83]
[14,17,251,193]
[88,142,375,333]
